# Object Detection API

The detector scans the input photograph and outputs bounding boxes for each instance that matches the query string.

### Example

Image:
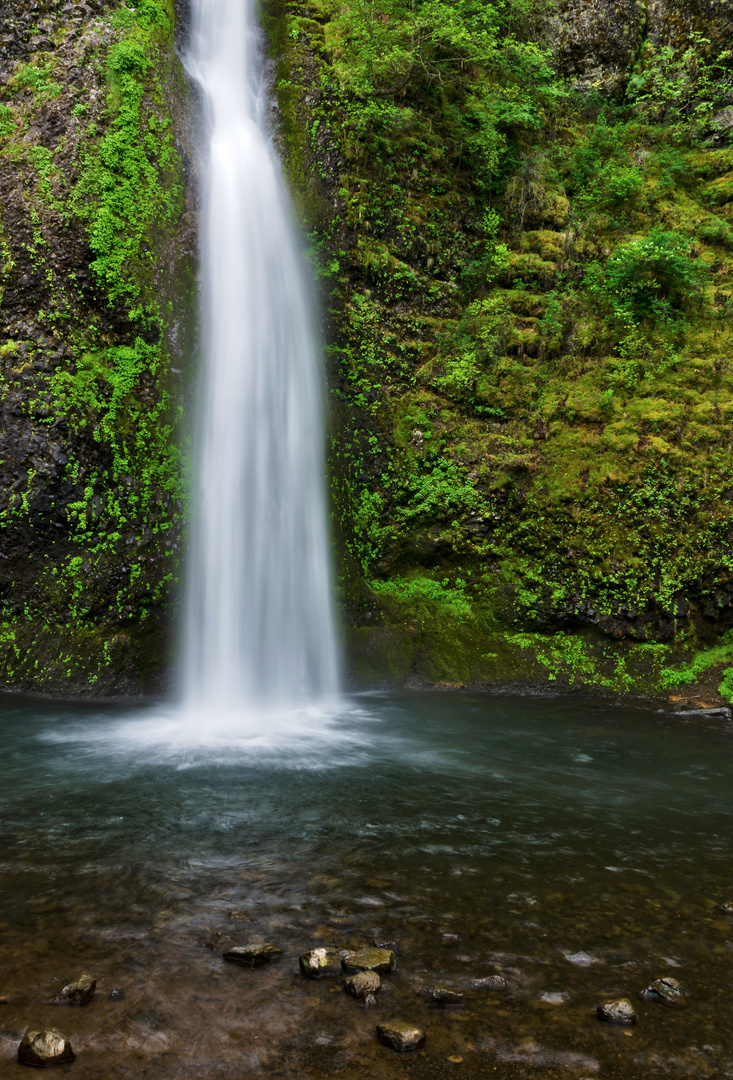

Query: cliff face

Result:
[0,0,196,695]
[1,0,732,703]
[267,0,733,700]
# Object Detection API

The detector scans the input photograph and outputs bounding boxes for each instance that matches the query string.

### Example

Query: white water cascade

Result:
[182,0,340,714]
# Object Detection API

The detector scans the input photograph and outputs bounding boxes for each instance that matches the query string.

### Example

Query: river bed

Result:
[0,691,732,1078]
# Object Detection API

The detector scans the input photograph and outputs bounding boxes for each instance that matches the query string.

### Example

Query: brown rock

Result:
[18,1029,75,1067]
[342,947,396,975]
[345,970,381,998]
[377,1020,426,1052]
[430,985,464,1004]
[299,948,343,979]
[597,998,636,1025]
[56,973,95,1006]
[223,943,283,968]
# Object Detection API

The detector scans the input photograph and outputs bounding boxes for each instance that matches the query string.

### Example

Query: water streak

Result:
[182,0,340,712]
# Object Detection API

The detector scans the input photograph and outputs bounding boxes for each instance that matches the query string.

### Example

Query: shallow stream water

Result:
[0,692,732,1078]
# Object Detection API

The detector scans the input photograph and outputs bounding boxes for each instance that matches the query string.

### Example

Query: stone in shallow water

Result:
[223,943,283,968]
[377,1020,426,1052]
[345,970,381,998]
[56,973,96,1006]
[228,910,253,922]
[430,986,464,1004]
[472,975,507,990]
[639,976,687,1008]
[441,933,460,947]
[18,1029,75,1067]
[342,947,396,975]
[109,988,125,1002]
[597,998,636,1025]
[300,948,343,979]
[372,938,400,953]
[720,901,733,914]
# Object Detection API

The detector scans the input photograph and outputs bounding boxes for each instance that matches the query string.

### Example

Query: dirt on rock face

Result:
[0,0,197,696]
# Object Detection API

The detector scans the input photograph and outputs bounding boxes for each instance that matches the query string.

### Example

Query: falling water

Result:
[182,0,340,712]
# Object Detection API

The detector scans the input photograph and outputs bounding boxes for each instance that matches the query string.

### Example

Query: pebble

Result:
[377,1020,426,1052]
[597,998,636,1025]
[430,986,464,1005]
[18,1029,75,1067]
[441,933,460,947]
[228,910,253,922]
[342,947,396,975]
[719,901,733,914]
[639,976,687,1008]
[472,975,507,990]
[372,938,400,953]
[299,948,342,979]
[344,970,381,998]
[223,943,283,968]
[109,988,125,1002]
[56,973,96,1006]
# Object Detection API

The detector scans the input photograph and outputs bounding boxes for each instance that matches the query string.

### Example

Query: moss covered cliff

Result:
[0,0,195,695]
[2,0,733,703]
[265,0,733,702]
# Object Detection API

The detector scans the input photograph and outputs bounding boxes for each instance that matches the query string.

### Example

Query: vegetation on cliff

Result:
[269,0,733,698]
[0,0,194,693]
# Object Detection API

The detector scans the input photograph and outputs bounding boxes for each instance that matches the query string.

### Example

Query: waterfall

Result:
[182,0,340,712]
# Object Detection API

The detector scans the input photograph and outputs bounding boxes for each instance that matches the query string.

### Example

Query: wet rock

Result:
[109,988,125,1002]
[377,1020,426,1052]
[228,910,253,922]
[539,991,567,1005]
[720,901,733,914]
[299,948,343,979]
[223,943,283,968]
[204,930,241,951]
[345,970,381,998]
[56,973,95,1006]
[639,976,687,1008]
[342,947,396,975]
[364,993,377,1007]
[430,986,464,1005]
[597,998,636,1025]
[472,975,507,990]
[372,938,400,953]
[441,933,460,947]
[18,1029,75,1067]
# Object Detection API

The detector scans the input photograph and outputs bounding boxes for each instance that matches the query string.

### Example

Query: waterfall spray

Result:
[183,0,340,711]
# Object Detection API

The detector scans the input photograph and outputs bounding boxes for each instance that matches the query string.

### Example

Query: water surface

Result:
[0,692,732,1078]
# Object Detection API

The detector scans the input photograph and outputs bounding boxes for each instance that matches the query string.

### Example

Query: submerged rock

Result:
[109,988,125,1002]
[342,947,396,975]
[345,970,381,998]
[430,986,464,1005]
[597,998,636,1025]
[720,901,733,914]
[372,939,400,953]
[228,910,253,922]
[441,933,460,947]
[472,975,507,990]
[56,974,96,1006]
[18,1029,75,1067]
[639,977,687,1008]
[299,948,342,979]
[223,943,283,968]
[204,930,241,951]
[377,1020,426,1052]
